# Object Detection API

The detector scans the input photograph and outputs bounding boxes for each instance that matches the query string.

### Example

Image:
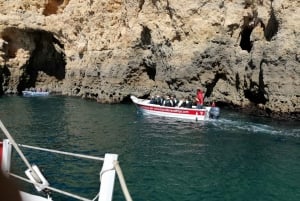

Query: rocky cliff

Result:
[0,0,299,120]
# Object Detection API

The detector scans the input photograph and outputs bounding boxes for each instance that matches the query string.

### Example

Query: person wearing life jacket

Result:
[196,89,204,109]
[185,96,193,108]
[171,95,178,107]
[154,95,163,105]
[163,96,173,107]
[177,98,185,107]
[150,96,156,104]
[159,96,164,105]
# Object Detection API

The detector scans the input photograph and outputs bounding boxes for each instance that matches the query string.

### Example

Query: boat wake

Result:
[212,118,300,138]
[136,109,300,138]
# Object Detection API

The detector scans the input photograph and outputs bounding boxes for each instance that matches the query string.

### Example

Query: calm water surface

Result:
[0,95,299,201]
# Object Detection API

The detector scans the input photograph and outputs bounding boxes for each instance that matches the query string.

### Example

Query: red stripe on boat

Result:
[138,104,206,116]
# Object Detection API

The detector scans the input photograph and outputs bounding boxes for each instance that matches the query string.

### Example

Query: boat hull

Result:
[130,95,216,121]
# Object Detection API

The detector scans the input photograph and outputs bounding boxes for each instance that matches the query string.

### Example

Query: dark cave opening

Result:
[120,95,133,104]
[239,26,254,52]
[146,66,156,81]
[239,3,278,51]
[17,30,66,92]
[141,54,156,81]
[142,58,156,81]
[141,26,152,46]
[264,6,279,41]
[244,88,267,104]
[1,35,17,59]
[205,72,226,98]
[244,60,268,105]
[138,0,145,11]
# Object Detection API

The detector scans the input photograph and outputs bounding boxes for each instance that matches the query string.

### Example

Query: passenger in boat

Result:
[150,96,156,104]
[185,96,193,108]
[179,96,192,108]
[178,98,185,107]
[171,95,179,107]
[163,96,173,107]
[154,95,164,105]
[196,89,204,109]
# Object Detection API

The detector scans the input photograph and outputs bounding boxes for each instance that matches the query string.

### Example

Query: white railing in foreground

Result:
[7,145,119,201]
[99,154,118,201]
[0,120,133,201]
[17,144,133,201]
[9,172,92,201]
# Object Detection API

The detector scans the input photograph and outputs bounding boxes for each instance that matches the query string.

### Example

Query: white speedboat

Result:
[0,120,132,201]
[131,95,220,121]
[22,91,49,97]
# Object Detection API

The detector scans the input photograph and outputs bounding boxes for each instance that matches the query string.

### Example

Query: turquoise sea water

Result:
[0,95,299,201]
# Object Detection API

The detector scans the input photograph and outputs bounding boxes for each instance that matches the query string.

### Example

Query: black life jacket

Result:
[150,97,156,104]
[185,100,192,108]
[155,97,163,105]
[164,99,172,107]
[172,98,178,106]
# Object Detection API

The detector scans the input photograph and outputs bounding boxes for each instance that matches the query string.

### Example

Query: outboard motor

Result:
[209,107,220,119]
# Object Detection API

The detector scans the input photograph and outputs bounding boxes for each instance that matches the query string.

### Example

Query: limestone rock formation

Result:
[0,0,299,120]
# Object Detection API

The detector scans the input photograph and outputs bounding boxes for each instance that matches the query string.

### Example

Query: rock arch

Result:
[0,28,66,93]
[239,10,265,52]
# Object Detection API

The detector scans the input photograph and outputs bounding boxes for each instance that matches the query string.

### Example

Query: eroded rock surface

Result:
[0,0,299,119]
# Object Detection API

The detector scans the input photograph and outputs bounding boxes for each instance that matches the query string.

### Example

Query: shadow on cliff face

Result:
[239,3,279,52]
[239,10,265,52]
[0,66,10,95]
[1,27,66,93]
[264,5,279,41]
